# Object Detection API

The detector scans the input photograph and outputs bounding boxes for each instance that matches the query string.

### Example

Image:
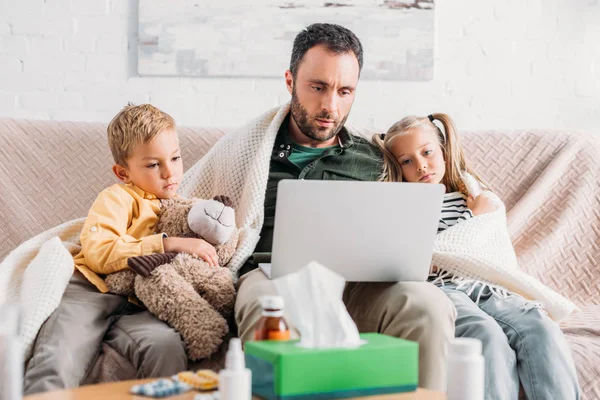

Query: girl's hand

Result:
[163,237,219,266]
[467,193,497,216]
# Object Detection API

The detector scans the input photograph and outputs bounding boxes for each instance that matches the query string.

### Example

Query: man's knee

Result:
[393,282,456,334]
[234,294,262,342]
[382,283,455,391]
[235,270,278,341]
[418,283,457,324]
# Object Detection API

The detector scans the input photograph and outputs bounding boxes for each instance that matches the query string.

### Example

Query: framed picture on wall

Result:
[138,0,435,80]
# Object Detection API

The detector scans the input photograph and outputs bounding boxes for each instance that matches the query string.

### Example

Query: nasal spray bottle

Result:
[218,338,251,400]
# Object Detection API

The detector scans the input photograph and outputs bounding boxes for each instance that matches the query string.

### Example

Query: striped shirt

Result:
[438,192,473,233]
[429,191,473,284]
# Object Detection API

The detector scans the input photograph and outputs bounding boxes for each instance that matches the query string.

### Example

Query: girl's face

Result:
[388,128,446,184]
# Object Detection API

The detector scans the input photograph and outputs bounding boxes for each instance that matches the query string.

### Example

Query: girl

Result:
[373,114,580,400]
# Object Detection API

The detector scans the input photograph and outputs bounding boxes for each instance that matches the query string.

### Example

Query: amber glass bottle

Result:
[253,295,290,341]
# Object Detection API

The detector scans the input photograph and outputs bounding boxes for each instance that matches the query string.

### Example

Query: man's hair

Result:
[289,23,363,78]
[107,103,175,166]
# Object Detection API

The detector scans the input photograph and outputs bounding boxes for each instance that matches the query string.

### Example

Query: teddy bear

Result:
[103,195,238,361]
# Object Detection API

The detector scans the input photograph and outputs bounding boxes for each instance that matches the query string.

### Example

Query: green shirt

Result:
[289,141,339,170]
[238,114,383,277]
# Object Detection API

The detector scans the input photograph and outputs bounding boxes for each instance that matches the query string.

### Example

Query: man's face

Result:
[286,45,360,144]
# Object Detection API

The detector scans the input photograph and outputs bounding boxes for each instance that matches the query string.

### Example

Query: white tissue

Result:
[272,261,364,349]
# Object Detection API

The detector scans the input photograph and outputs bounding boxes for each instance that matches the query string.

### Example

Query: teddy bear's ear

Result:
[188,199,235,245]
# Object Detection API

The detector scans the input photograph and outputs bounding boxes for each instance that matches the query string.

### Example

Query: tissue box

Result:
[245,333,418,400]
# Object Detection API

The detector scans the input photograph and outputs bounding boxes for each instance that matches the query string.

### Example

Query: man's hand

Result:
[467,193,497,216]
[213,195,233,208]
[163,237,219,266]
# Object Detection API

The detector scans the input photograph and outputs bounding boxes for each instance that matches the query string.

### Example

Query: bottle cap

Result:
[449,337,482,358]
[259,295,284,310]
[225,338,245,371]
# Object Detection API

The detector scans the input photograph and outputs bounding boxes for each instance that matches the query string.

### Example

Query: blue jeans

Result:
[439,282,580,400]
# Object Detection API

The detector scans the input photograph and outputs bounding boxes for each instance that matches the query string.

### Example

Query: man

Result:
[182,23,456,390]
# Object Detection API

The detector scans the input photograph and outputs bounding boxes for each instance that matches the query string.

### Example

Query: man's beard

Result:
[290,89,348,143]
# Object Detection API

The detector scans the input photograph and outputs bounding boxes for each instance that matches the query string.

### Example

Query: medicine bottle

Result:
[253,295,290,341]
[446,338,484,400]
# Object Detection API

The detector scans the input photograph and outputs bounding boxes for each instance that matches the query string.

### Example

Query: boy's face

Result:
[112,128,183,199]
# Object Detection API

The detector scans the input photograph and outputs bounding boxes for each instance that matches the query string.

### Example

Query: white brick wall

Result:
[0,0,598,133]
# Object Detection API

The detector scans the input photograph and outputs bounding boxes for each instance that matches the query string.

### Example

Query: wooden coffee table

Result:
[24,379,445,399]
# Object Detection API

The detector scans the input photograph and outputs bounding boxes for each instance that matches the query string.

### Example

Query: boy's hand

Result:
[163,237,219,267]
[467,193,497,216]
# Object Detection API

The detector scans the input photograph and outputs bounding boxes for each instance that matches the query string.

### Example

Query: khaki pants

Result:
[235,269,456,391]
[23,271,188,395]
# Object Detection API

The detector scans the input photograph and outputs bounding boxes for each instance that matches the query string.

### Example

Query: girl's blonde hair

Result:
[372,113,486,194]
[107,103,176,166]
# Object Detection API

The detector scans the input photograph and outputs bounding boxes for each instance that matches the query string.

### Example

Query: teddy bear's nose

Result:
[204,200,234,227]
[187,199,236,246]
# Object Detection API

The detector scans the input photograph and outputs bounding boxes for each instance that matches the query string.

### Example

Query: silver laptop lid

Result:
[271,180,444,282]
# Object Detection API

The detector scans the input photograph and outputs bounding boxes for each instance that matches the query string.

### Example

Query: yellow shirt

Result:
[74,183,165,292]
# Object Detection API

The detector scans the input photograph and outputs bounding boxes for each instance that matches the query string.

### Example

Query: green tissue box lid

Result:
[245,333,418,398]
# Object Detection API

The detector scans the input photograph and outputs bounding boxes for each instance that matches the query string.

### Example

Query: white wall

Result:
[0,0,598,132]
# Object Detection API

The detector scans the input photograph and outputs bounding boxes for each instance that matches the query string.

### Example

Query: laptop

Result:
[266,180,445,282]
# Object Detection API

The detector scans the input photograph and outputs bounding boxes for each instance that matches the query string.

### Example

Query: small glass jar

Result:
[253,295,290,341]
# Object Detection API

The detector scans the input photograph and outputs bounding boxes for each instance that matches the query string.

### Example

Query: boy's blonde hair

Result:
[372,113,486,194]
[107,103,176,166]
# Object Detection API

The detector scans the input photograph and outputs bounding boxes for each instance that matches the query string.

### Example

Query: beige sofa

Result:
[1,118,599,399]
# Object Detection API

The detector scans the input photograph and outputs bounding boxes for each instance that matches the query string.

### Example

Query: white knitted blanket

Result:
[177,104,292,277]
[432,175,579,322]
[0,219,84,359]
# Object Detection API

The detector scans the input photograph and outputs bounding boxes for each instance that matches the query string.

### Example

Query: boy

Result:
[23,104,218,394]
